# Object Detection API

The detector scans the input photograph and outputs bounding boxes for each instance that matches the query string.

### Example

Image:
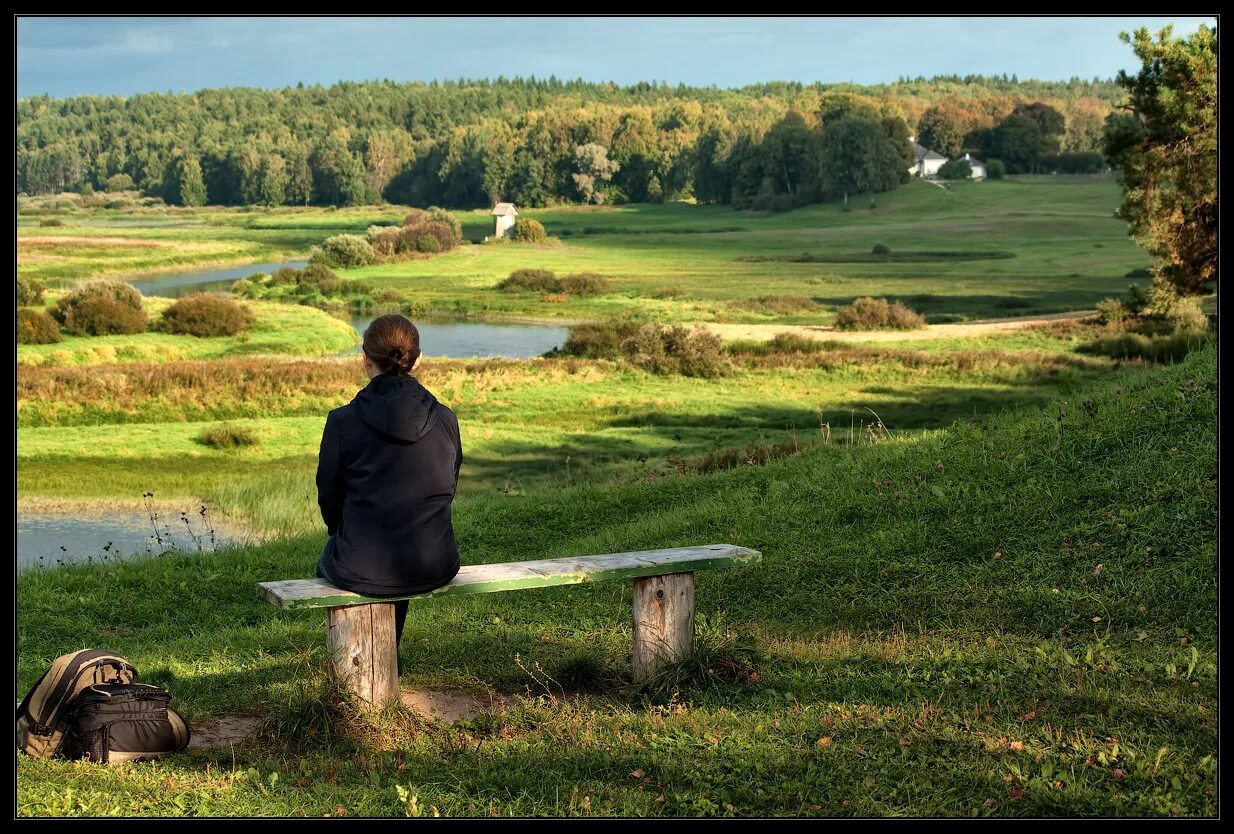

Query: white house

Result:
[962,153,987,180]
[492,202,518,238]
[908,136,948,178]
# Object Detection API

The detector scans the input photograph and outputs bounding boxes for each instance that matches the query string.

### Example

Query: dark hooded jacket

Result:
[316,373,462,596]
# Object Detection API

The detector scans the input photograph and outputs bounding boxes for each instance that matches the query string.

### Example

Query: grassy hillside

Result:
[16,345,1216,817]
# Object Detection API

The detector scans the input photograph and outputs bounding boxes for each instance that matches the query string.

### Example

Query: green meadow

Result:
[15,179,1216,816]
[20,177,1150,325]
[16,348,1217,816]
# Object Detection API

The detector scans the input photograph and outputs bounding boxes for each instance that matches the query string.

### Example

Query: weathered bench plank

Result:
[259,544,761,610]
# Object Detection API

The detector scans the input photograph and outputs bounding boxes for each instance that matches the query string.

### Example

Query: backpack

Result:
[62,683,191,764]
[16,649,190,763]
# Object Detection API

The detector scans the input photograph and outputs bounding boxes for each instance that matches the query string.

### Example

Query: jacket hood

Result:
[351,374,442,443]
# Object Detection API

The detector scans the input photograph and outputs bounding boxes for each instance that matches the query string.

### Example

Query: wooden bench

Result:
[258,544,761,706]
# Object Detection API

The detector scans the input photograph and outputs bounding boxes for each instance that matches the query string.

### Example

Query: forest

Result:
[18,75,1121,209]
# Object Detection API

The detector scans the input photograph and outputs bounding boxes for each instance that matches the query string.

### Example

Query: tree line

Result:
[18,75,1124,208]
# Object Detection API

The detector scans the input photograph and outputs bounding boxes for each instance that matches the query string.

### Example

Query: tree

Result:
[165,154,207,206]
[981,115,1045,174]
[571,143,620,205]
[817,117,904,205]
[1010,102,1066,155]
[916,104,970,157]
[1104,24,1216,295]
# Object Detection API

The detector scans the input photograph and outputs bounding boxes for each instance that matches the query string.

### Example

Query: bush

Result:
[498,269,559,293]
[17,308,62,344]
[559,273,609,296]
[297,264,342,294]
[38,217,65,227]
[426,207,463,243]
[558,321,641,359]
[367,225,402,257]
[1096,297,1129,326]
[230,278,255,298]
[310,234,376,269]
[619,324,727,377]
[985,159,1006,179]
[414,234,441,254]
[270,267,301,286]
[661,325,726,378]
[54,280,147,335]
[834,297,926,331]
[196,425,260,449]
[511,218,548,243]
[105,173,135,193]
[937,158,973,180]
[64,296,148,336]
[17,275,45,306]
[158,294,255,337]
[1082,331,1209,363]
[871,243,891,255]
[401,208,431,228]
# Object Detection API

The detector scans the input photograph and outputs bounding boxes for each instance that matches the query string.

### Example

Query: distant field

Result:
[17,177,1151,324]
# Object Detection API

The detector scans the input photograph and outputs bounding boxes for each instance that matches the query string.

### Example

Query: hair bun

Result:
[387,346,405,362]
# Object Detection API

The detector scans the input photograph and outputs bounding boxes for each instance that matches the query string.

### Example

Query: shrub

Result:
[64,297,148,336]
[105,173,135,192]
[498,269,559,293]
[558,321,641,359]
[54,280,147,335]
[196,425,260,449]
[311,234,376,268]
[511,218,548,243]
[834,297,926,331]
[17,308,62,344]
[767,193,796,212]
[158,294,255,337]
[269,267,300,286]
[661,325,726,378]
[426,207,463,243]
[367,226,402,257]
[559,273,609,296]
[230,278,255,298]
[623,323,672,373]
[985,159,1006,179]
[401,208,431,228]
[1082,331,1209,362]
[871,243,891,255]
[17,275,45,306]
[1096,297,1129,325]
[297,263,342,294]
[414,234,441,254]
[38,217,65,227]
[937,158,973,180]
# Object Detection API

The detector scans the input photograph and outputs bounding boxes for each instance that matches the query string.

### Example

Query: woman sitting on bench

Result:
[314,314,463,674]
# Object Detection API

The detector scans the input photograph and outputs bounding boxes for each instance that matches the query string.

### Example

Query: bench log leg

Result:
[632,571,694,683]
[326,603,399,707]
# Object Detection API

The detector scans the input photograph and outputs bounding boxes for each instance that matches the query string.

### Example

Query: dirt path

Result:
[702,310,1096,344]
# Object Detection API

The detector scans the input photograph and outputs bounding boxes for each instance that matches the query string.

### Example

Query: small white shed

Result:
[492,202,518,238]
[908,136,948,178]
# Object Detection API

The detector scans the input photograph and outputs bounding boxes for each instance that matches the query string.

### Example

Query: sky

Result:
[16,16,1217,99]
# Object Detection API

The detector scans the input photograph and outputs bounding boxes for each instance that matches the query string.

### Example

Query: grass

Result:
[17,338,1124,532]
[16,296,358,366]
[15,346,1217,816]
[19,178,1151,326]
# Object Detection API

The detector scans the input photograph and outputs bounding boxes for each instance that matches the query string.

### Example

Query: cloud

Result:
[118,29,173,54]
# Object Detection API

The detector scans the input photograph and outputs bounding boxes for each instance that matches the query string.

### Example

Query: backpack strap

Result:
[15,668,51,722]
[28,651,137,733]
